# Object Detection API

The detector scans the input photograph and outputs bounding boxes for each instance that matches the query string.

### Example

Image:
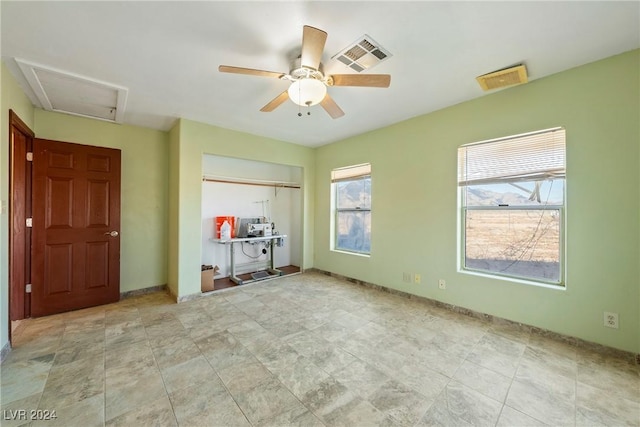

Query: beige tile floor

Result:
[1,272,639,426]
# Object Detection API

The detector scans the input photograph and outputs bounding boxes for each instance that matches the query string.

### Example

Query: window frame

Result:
[458,128,566,287]
[331,164,372,255]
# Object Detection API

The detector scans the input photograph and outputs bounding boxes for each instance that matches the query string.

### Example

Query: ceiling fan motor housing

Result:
[290,55,323,74]
[286,57,328,106]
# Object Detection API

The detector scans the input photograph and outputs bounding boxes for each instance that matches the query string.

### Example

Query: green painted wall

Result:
[170,119,315,298]
[1,63,35,351]
[314,50,640,353]
[34,110,169,294]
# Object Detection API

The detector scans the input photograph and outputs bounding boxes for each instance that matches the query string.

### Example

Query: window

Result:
[458,128,566,285]
[332,164,371,254]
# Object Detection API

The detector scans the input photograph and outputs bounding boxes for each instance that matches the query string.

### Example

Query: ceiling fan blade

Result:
[260,91,290,112]
[219,65,284,79]
[300,26,327,70]
[320,94,345,119]
[330,74,391,88]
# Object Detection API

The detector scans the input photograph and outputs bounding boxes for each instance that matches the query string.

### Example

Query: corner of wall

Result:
[167,119,181,297]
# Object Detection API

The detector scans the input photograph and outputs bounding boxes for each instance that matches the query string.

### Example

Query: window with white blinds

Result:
[458,128,566,286]
[458,127,566,186]
[332,163,371,255]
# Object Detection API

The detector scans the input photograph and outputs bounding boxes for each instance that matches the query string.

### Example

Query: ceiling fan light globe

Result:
[288,79,326,107]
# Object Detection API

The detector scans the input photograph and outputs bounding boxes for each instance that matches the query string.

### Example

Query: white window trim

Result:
[458,265,567,291]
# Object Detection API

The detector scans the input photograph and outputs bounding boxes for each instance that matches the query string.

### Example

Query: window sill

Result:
[331,249,371,258]
[458,268,565,290]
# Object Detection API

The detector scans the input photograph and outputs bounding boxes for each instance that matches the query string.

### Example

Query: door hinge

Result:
[26,152,33,161]
[25,284,32,293]
[26,218,32,228]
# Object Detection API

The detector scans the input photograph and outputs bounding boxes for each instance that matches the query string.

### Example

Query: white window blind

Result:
[331,163,371,182]
[458,127,565,186]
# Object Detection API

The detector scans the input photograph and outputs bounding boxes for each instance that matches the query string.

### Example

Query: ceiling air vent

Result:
[476,64,528,91]
[15,58,128,123]
[332,35,392,72]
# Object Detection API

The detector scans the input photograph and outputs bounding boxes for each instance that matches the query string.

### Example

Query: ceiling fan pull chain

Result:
[298,82,303,117]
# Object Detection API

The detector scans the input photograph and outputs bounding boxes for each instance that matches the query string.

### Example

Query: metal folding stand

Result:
[213,235,286,285]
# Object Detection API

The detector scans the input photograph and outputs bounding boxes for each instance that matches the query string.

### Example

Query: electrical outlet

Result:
[414,274,421,284]
[604,312,619,329]
[402,272,412,283]
[438,279,446,290]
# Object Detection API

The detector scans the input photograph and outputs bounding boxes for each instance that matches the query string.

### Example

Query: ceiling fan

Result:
[219,25,391,119]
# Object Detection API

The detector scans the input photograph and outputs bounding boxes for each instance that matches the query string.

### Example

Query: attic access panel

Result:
[15,58,128,123]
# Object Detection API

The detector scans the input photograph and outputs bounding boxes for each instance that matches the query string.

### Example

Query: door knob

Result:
[105,231,119,237]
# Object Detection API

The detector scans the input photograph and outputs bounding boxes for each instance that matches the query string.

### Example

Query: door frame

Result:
[8,110,34,343]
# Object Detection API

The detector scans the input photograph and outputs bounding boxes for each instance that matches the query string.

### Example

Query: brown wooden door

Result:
[31,138,121,317]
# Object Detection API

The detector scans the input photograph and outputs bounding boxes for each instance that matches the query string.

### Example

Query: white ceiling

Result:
[2,1,638,147]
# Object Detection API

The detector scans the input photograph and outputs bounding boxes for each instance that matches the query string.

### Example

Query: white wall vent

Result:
[331,35,392,72]
[15,58,128,124]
